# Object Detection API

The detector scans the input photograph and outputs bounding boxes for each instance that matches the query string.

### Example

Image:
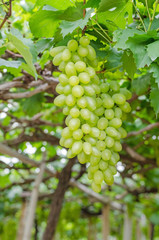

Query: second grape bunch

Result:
[51,36,131,193]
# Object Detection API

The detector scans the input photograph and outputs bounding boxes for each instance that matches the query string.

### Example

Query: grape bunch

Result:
[50,36,131,193]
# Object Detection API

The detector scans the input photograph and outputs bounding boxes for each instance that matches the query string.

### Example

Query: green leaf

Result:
[99,0,133,29]
[0,59,22,68]
[98,0,126,12]
[147,40,159,61]
[7,29,37,78]
[105,48,122,69]
[122,51,137,79]
[114,28,140,49]
[85,0,101,8]
[36,0,75,10]
[0,175,10,187]
[138,0,155,9]
[150,88,159,115]
[29,9,60,38]
[60,3,83,21]
[36,38,54,53]
[60,9,94,38]
[150,212,159,224]
[22,94,44,117]
[150,63,159,87]
[132,73,151,95]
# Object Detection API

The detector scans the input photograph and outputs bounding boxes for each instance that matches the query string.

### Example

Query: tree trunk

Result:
[102,204,110,240]
[42,158,76,240]
[23,152,46,240]
[123,206,132,240]
[88,217,97,240]
[16,200,28,240]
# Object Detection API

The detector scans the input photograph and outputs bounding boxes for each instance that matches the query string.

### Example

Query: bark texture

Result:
[42,158,76,240]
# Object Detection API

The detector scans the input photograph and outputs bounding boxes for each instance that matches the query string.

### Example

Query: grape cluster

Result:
[50,36,131,193]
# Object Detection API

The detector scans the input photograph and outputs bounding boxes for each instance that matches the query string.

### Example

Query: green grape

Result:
[92,75,100,84]
[89,164,99,173]
[70,107,80,118]
[75,61,86,72]
[61,127,72,138]
[77,97,87,108]
[99,160,108,171]
[92,147,101,157]
[62,48,71,61]
[63,85,72,95]
[120,102,131,113]
[72,85,84,98]
[109,165,117,175]
[113,141,122,152]
[103,169,114,185]
[120,88,132,100]
[103,95,114,109]
[83,142,92,155]
[50,46,66,57]
[101,149,111,161]
[88,58,98,68]
[67,39,78,52]
[90,156,100,166]
[88,113,99,127]
[65,115,72,126]
[53,52,62,66]
[79,36,90,46]
[72,53,81,63]
[88,170,94,180]
[59,61,67,72]
[97,118,108,130]
[79,72,90,84]
[111,151,120,161]
[112,93,126,105]
[73,129,83,140]
[80,109,91,120]
[93,170,104,184]
[71,141,83,155]
[54,94,65,107]
[105,109,114,120]
[56,83,64,94]
[90,127,100,138]
[63,106,70,115]
[85,67,96,78]
[67,149,76,158]
[86,97,96,111]
[69,76,79,86]
[65,62,77,77]
[64,138,74,148]
[94,107,105,116]
[109,155,117,166]
[82,124,91,134]
[77,45,88,57]
[59,74,69,86]
[96,98,103,107]
[87,45,96,60]
[98,131,106,141]
[96,140,106,151]
[65,94,76,106]
[100,83,109,93]
[84,136,97,146]
[105,136,114,148]
[78,151,88,164]
[106,127,118,138]
[59,137,65,147]
[114,107,122,118]
[109,81,120,92]
[109,118,122,129]
[83,85,96,96]
[68,118,80,131]
[91,181,101,193]
[118,127,127,138]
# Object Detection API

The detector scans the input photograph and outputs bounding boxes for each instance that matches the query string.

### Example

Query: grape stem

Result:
[132,1,147,32]
[92,26,112,44]
[82,0,86,36]
[0,0,12,30]
[91,18,112,43]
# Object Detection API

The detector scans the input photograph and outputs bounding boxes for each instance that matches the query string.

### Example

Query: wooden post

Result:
[102,204,110,240]
[123,206,132,240]
[22,152,46,240]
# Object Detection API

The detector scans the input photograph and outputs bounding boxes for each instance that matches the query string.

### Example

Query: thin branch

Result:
[126,122,159,138]
[0,0,12,30]
[122,144,146,162]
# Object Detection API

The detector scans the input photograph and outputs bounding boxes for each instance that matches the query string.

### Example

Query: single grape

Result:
[93,170,104,184]
[71,141,83,155]
[72,85,84,98]
[96,140,106,151]
[54,94,65,107]
[105,109,114,120]
[63,85,72,95]
[80,109,91,120]
[69,76,79,86]
[70,107,80,118]
[62,48,71,61]
[73,129,83,140]
[64,138,74,148]
[83,142,92,155]
[105,136,114,148]
[102,149,111,161]
[112,93,126,105]
[78,151,88,164]
[59,74,68,86]
[79,36,90,46]
[77,97,87,108]
[75,61,86,72]
[99,160,108,171]
[90,155,100,165]
[109,81,120,92]
[65,62,77,77]
[65,94,76,106]
[79,72,90,84]
[97,118,108,130]
[53,52,62,66]
[68,118,80,131]
[77,45,88,57]
[67,39,78,52]
[109,118,122,129]
[87,45,96,60]
[61,127,72,139]
[82,124,91,134]
[50,46,66,57]
[91,181,101,193]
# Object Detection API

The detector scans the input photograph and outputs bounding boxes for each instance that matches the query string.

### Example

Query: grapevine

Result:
[51,36,131,193]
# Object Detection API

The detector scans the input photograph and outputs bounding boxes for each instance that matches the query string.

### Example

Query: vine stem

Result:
[82,0,86,35]
[0,0,12,30]
[145,0,152,20]
[148,0,159,31]
[92,26,111,44]
[132,1,147,32]
[91,18,112,42]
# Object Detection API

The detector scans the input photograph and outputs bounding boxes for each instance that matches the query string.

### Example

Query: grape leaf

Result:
[60,9,94,38]
[85,0,101,8]
[0,59,22,68]
[98,0,126,12]
[36,38,54,53]
[150,88,159,115]
[7,29,37,78]
[138,0,155,9]
[132,73,151,95]
[149,63,159,87]
[60,3,83,21]
[114,28,140,49]
[22,94,44,117]
[36,0,75,10]
[29,9,61,38]
[104,48,122,69]
[122,51,137,79]
[147,40,159,61]
[99,0,133,29]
